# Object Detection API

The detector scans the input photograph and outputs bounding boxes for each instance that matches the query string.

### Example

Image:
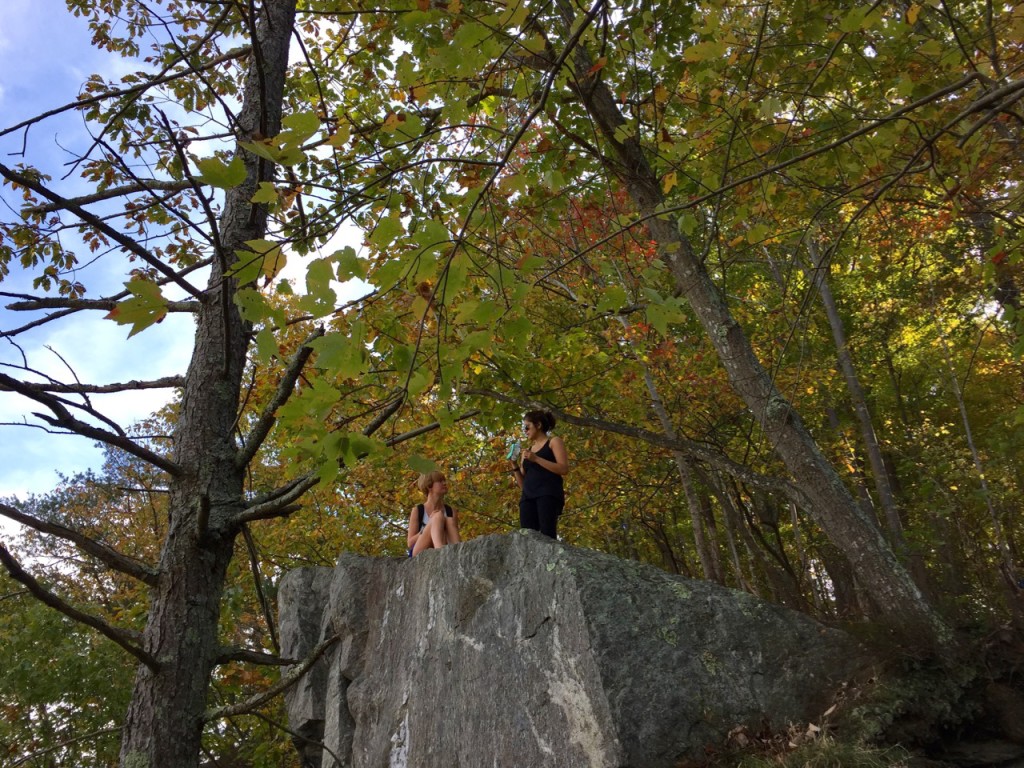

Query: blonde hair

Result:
[416,470,446,496]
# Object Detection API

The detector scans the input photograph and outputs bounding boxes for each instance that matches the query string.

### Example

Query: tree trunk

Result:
[556,3,949,644]
[118,1,297,765]
[803,238,906,546]
[630,336,723,583]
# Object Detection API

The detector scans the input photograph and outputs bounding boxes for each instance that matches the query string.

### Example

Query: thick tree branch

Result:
[215,646,294,666]
[204,633,339,721]
[0,375,184,395]
[0,503,159,587]
[0,372,182,476]
[5,296,198,313]
[236,327,325,468]
[0,544,158,670]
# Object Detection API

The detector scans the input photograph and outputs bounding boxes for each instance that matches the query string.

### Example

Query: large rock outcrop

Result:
[279,531,864,767]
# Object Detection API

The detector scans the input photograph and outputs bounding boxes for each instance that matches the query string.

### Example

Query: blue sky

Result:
[0,1,364,521]
[0,1,195,504]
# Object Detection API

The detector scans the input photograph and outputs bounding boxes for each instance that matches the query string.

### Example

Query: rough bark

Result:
[117,1,298,766]
[554,2,949,644]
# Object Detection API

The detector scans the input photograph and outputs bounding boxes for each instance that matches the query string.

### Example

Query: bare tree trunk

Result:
[556,2,948,644]
[935,324,1023,627]
[803,238,906,546]
[612,311,724,582]
[825,406,878,520]
[118,1,297,765]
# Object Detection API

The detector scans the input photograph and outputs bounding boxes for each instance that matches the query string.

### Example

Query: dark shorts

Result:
[519,495,563,539]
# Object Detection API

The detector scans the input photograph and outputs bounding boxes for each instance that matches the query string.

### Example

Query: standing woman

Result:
[407,471,461,556]
[511,409,569,539]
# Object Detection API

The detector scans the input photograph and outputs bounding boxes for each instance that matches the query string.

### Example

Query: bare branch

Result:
[242,523,279,655]
[383,408,481,447]
[0,46,250,143]
[215,646,295,666]
[23,180,192,214]
[0,503,159,587]
[5,296,198,313]
[0,162,205,301]
[204,633,340,721]
[0,372,182,476]
[0,375,185,395]
[0,543,158,670]
[0,258,211,339]
[236,327,325,468]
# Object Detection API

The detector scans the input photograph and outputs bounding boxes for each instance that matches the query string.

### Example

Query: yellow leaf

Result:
[448,0,462,13]
[653,84,669,104]
[263,247,287,282]
[328,122,350,148]
[661,171,678,194]
[906,3,921,24]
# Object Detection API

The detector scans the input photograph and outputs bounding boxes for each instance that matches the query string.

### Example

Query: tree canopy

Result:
[1,0,1022,764]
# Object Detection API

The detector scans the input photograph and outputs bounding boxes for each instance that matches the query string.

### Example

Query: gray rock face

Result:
[279,531,862,768]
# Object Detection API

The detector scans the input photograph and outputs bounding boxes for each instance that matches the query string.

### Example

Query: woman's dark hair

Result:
[524,409,556,433]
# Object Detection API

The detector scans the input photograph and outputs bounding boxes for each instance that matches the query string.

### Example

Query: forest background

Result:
[0,0,1022,765]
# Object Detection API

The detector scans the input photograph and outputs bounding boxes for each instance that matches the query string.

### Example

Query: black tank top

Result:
[522,440,564,500]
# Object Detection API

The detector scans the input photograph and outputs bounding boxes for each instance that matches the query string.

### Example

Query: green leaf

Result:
[254,327,277,364]
[251,182,278,204]
[309,328,366,379]
[229,239,285,285]
[372,257,406,290]
[414,218,450,251]
[239,140,280,164]
[683,39,729,62]
[408,455,440,474]
[234,287,270,323]
[196,155,246,189]
[341,433,379,466]
[104,279,168,337]
[597,285,628,312]
[230,249,264,286]
[455,299,500,325]
[334,246,367,281]
[370,214,405,248]
[838,7,869,32]
[440,253,469,303]
[746,223,771,244]
[407,367,432,398]
[281,110,321,146]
